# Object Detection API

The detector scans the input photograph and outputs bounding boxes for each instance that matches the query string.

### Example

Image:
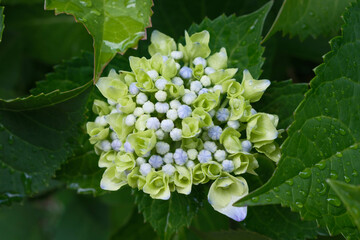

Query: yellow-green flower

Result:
[135,69,156,92]
[231,153,259,175]
[178,30,211,63]
[193,91,220,111]
[220,127,242,154]
[100,166,127,191]
[114,152,136,172]
[255,141,281,163]
[96,74,128,102]
[246,113,278,143]
[143,170,171,200]
[192,107,213,127]
[165,83,185,99]
[117,95,136,114]
[201,161,222,180]
[92,100,110,116]
[241,69,270,102]
[208,172,248,221]
[209,68,238,85]
[127,167,146,190]
[207,47,228,70]
[182,117,201,138]
[174,166,192,195]
[127,130,156,156]
[106,113,134,142]
[222,80,243,98]
[99,151,116,168]
[161,58,177,79]
[148,30,176,56]
[86,122,109,144]
[192,163,209,185]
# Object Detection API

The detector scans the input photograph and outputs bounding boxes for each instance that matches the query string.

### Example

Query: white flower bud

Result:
[166,109,178,121]
[110,132,118,140]
[190,81,203,93]
[161,119,174,132]
[193,57,207,67]
[174,149,188,165]
[156,141,170,155]
[228,120,240,129]
[186,160,195,169]
[198,150,212,163]
[133,107,144,117]
[175,62,181,70]
[149,155,163,169]
[182,92,197,105]
[172,77,184,86]
[177,105,192,119]
[200,75,211,87]
[208,126,222,140]
[155,102,169,113]
[136,92,148,105]
[162,164,176,176]
[136,157,146,166]
[205,67,216,75]
[179,66,192,79]
[222,160,234,172]
[241,140,252,153]
[99,140,111,152]
[125,114,136,126]
[124,142,134,153]
[171,51,183,60]
[187,149,198,160]
[213,84,223,93]
[170,99,181,109]
[204,141,217,153]
[146,117,160,130]
[111,139,122,151]
[155,78,168,90]
[129,82,139,95]
[198,88,209,95]
[95,116,107,126]
[214,150,226,162]
[107,99,116,106]
[140,163,152,176]
[147,70,159,80]
[163,153,174,164]
[170,128,182,141]
[155,90,167,102]
[208,109,216,117]
[143,101,155,113]
[155,129,165,140]
[216,108,230,122]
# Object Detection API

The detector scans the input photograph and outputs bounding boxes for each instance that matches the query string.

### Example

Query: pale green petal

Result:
[127,167,146,190]
[129,56,151,73]
[222,80,243,98]
[135,114,151,131]
[114,152,136,172]
[241,69,270,102]
[174,166,192,195]
[201,161,222,180]
[192,107,213,127]
[86,122,109,144]
[207,47,228,70]
[100,166,127,191]
[192,163,209,185]
[220,127,242,154]
[208,172,248,221]
[231,153,259,175]
[161,58,177,79]
[165,83,185,99]
[99,150,117,168]
[209,68,238,85]
[135,69,156,92]
[92,100,110,115]
[193,91,220,111]
[179,31,211,63]
[106,113,133,142]
[229,96,248,121]
[181,137,203,151]
[150,53,164,73]
[127,130,156,156]
[148,30,176,56]
[143,170,171,200]
[117,95,136,114]
[246,113,278,143]
[182,117,201,138]
[255,141,281,163]
[96,75,128,102]
[193,64,204,79]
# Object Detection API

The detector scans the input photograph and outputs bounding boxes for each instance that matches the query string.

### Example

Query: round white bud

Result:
[174,149,188,165]
[228,120,240,129]
[161,119,174,132]
[200,75,211,87]
[187,149,198,160]
[110,132,118,140]
[149,155,163,169]
[193,57,207,67]
[170,51,183,60]
[162,164,176,176]
[163,153,174,164]
[99,140,111,152]
[124,142,134,153]
[143,101,155,113]
[172,77,184,86]
[214,150,226,162]
[155,90,167,102]
[205,67,216,75]
[155,102,169,113]
[136,93,148,105]
[166,109,178,121]
[213,84,223,93]
[155,78,168,90]
[146,70,159,80]
[175,62,181,70]
[146,117,160,130]
[125,114,136,126]
[190,81,203,93]
[155,129,165,140]
[156,141,170,155]
[111,139,122,151]
[95,116,107,126]
[204,141,217,153]
[133,107,144,117]
[198,150,212,163]
[222,160,234,172]
[186,160,195,169]
[251,108,257,115]
[170,128,182,141]
[140,163,152,176]
[182,92,197,105]
[129,82,140,95]
[241,140,252,153]
[179,66,192,79]
[170,99,181,109]
[177,105,192,119]
[136,157,146,166]
[107,99,116,106]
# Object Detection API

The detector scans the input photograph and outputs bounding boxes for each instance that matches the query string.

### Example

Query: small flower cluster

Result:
[87,30,280,221]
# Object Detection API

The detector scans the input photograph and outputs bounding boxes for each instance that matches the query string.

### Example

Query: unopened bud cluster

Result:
[87,30,281,221]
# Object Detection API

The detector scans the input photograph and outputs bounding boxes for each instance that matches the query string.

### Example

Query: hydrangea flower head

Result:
[87,30,280,222]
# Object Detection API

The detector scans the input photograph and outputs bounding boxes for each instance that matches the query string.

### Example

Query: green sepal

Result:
[193,64,204,79]
[207,47,228,70]
[181,137,204,151]
[150,53,164,73]
[179,30,211,63]
[231,152,259,175]
[192,107,213,127]
[100,166,127,191]
[246,113,278,143]
[92,99,111,115]
[201,161,222,180]
[209,68,238,85]
[174,166,193,195]
[148,30,176,56]
[229,96,249,121]
[135,69,156,92]
[127,167,146,190]
[222,80,244,98]
[165,83,185,99]
[96,74,128,102]
[127,129,157,156]
[115,152,136,172]
[182,117,201,138]
[255,141,281,163]
[135,114,151,131]
[86,122,109,144]
[99,150,117,168]
[161,58,178,79]
[220,127,242,154]
[106,113,134,142]
[143,170,171,200]
[129,56,152,73]
[241,69,270,102]
[193,91,220,111]
[117,95,136,114]
[192,163,210,185]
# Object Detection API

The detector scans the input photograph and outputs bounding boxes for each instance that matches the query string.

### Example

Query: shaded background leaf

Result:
[45,0,153,80]
[236,1,360,238]
[0,6,4,42]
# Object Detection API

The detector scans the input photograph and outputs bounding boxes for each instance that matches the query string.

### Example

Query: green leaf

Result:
[253,80,308,130]
[45,0,153,80]
[0,82,92,205]
[235,1,360,238]
[134,188,205,240]
[0,6,4,42]
[328,180,360,231]
[265,0,356,41]
[193,229,272,240]
[188,1,273,80]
